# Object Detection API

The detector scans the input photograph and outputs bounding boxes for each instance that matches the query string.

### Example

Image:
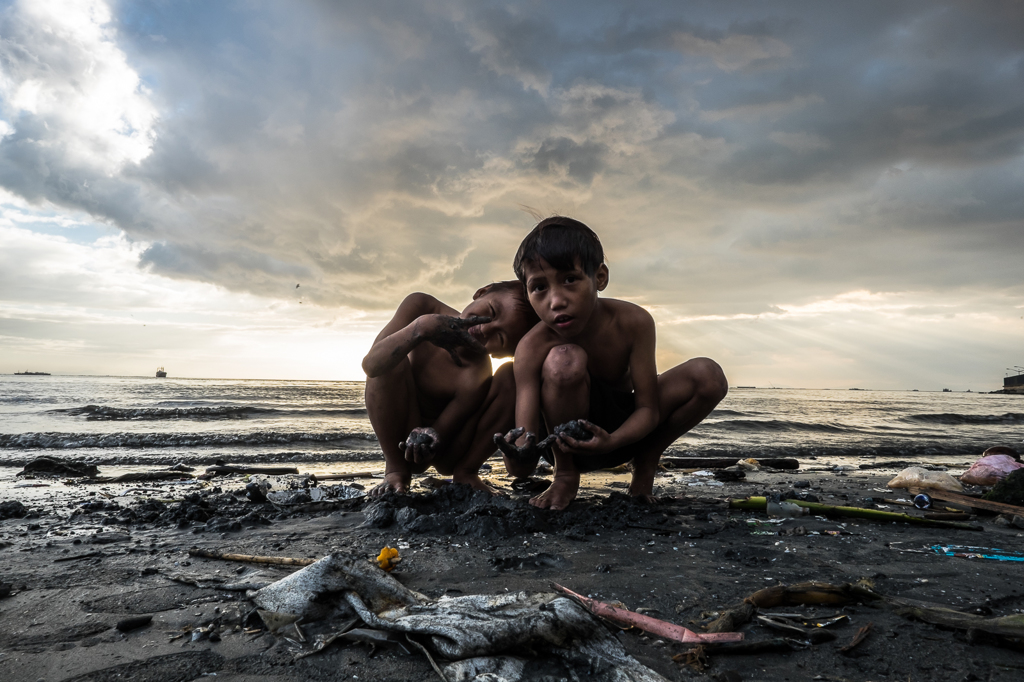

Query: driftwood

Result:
[309,472,381,481]
[91,471,193,483]
[189,547,316,566]
[729,496,982,530]
[840,622,873,655]
[909,487,1024,516]
[662,456,799,470]
[203,465,300,477]
[706,581,878,633]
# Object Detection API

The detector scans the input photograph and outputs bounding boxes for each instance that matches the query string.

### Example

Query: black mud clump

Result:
[18,456,99,478]
[553,420,593,441]
[71,492,274,530]
[360,486,667,540]
[0,500,28,519]
[984,469,1024,506]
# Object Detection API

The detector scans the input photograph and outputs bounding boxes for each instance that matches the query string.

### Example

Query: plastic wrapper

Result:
[887,466,964,493]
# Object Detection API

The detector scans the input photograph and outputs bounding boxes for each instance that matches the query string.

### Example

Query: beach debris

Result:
[673,637,798,670]
[755,615,837,644]
[247,553,671,680]
[115,615,153,632]
[0,582,12,599]
[911,486,1024,516]
[961,448,1024,486]
[984,469,1024,505]
[91,471,193,483]
[729,496,982,530]
[376,546,400,571]
[839,622,873,655]
[309,471,381,482]
[553,583,743,644]
[168,462,195,472]
[0,500,28,519]
[188,547,316,566]
[203,465,300,477]
[17,456,99,478]
[713,467,746,482]
[766,493,809,518]
[930,544,1024,562]
[661,456,799,470]
[245,479,271,503]
[256,609,300,632]
[913,493,932,509]
[417,476,451,490]
[891,601,1024,646]
[887,466,964,493]
[705,581,879,634]
[553,420,594,442]
[511,477,551,494]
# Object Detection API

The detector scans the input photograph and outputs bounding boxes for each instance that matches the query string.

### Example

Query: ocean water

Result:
[0,375,1022,467]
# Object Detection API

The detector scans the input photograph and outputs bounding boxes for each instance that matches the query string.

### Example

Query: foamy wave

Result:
[52,404,368,421]
[905,412,1024,426]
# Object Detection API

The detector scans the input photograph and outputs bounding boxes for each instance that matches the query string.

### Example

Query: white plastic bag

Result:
[887,466,964,492]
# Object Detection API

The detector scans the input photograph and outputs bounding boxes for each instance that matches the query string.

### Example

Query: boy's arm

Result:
[362,293,488,377]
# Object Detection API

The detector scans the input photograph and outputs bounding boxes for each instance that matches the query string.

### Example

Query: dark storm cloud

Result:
[1,0,1023,316]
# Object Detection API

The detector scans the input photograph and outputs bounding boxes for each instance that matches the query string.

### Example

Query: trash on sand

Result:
[930,545,1024,562]
[245,480,271,503]
[913,493,932,509]
[91,471,193,483]
[376,546,400,572]
[839,622,873,655]
[984,469,1024,505]
[705,581,877,633]
[755,615,836,644]
[552,583,742,644]
[661,456,799,470]
[115,615,153,632]
[911,486,1024,516]
[729,496,981,530]
[248,553,671,680]
[673,638,797,669]
[188,547,316,567]
[887,466,964,493]
[961,449,1024,486]
[766,493,809,519]
[266,485,364,512]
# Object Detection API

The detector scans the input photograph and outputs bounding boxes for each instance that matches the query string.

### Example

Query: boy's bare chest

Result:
[409,345,483,401]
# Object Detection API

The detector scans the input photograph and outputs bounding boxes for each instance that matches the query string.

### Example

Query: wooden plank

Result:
[662,457,799,470]
[910,488,1024,516]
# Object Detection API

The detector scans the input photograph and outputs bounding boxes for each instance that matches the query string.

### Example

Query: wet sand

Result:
[2,456,1023,681]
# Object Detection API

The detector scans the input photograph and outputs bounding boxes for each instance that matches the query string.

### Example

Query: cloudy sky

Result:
[1,0,1021,389]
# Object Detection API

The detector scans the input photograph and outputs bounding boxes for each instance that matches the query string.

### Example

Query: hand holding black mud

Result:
[553,420,594,442]
[419,314,491,366]
[493,426,557,461]
[400,427,439,464]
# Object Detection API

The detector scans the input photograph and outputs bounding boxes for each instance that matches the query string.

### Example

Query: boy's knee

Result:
[691,357,728,403]
[542,345,588,388]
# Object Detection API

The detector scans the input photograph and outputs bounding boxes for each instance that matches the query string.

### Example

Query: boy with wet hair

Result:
[495,217,728,509]
[363,281,539,496]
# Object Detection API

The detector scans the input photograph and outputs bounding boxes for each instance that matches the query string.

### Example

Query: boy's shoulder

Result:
[599,297,655,329]
[398,292,455,316]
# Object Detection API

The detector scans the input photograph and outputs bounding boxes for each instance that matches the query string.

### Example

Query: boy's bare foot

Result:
[453,471,507,497]
[370,472,410,496]
[529,473,579,510]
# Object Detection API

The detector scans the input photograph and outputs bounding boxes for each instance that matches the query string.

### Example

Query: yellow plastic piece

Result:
[376,546,400,572]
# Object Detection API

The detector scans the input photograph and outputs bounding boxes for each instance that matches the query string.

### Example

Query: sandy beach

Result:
[1,454,1023,682]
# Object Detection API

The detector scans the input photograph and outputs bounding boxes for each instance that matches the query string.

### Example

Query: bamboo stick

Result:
[728,496,981,530]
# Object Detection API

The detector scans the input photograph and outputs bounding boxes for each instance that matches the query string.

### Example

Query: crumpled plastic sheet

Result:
[250,553,668,682]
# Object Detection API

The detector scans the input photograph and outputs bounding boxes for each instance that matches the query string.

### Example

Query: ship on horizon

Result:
[14,371,50,376]
[156,367,167,378]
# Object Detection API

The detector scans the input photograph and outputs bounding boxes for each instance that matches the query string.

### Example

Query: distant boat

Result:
[156,367,167,378]
[15,371,50,376]
[942,388,951,392]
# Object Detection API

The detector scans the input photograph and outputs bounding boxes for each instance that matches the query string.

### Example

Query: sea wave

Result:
[0,430,377,449]
[51,404,368,421]
[705,419,855,434]
[904,412,1024,426]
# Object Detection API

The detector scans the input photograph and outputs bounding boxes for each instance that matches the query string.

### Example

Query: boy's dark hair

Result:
[473,280,540,326]
[513,216,604,282]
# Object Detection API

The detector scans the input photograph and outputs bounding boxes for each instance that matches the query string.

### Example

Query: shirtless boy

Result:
[363,281,538,496]
[495,217,728,510]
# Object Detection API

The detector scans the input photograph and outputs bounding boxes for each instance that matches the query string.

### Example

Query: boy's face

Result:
[460,289,536,358]
[523,258,608,338]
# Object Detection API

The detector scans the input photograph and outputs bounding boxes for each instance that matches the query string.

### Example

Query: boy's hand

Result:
[416,314,491,366]
[493,427,557,461]
[554,420,614,456]
[400,427,440,464]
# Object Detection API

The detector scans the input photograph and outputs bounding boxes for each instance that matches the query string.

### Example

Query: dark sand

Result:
[2,457,1023,681]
